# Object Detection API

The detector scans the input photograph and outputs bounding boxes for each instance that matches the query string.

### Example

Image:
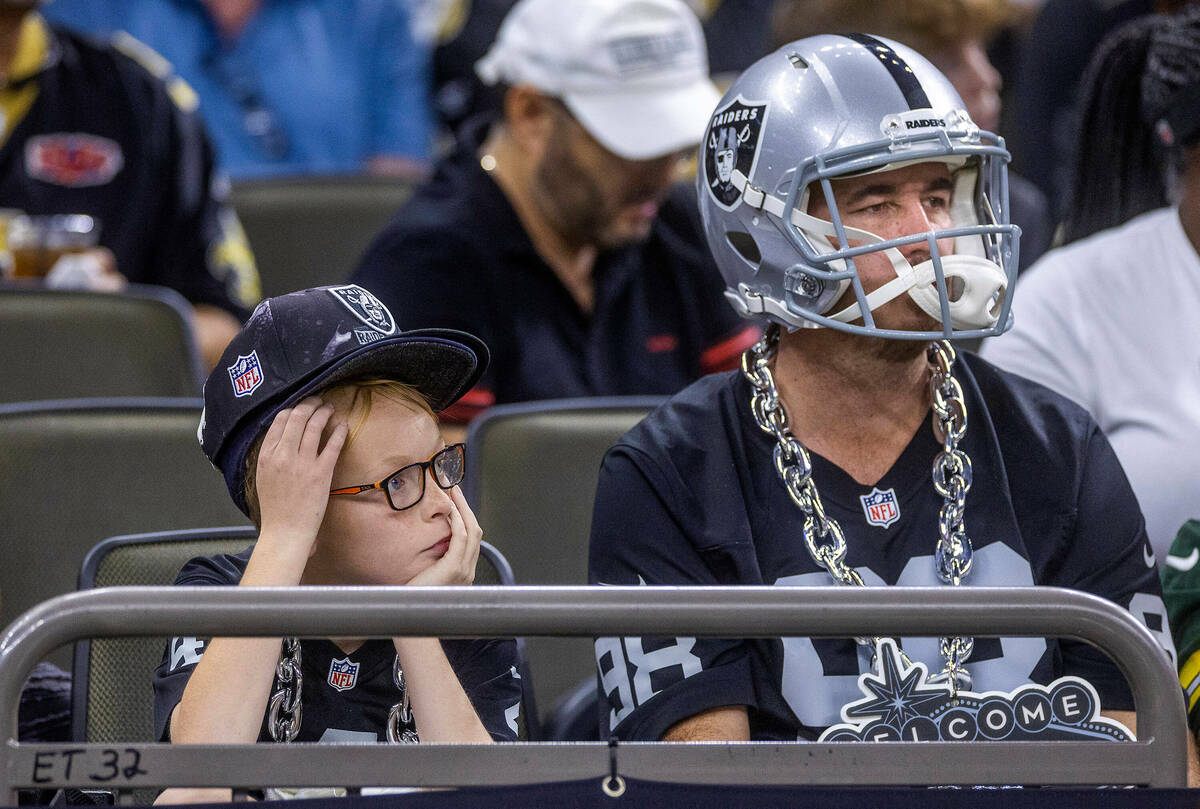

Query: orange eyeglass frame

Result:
[328,443,465,511]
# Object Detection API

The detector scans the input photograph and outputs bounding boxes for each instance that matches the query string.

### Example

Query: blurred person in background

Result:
[772,0,1054,273]
[42,0,433,180]
[0,0,259,369]
[982,6,1200,561]
[1056,11,1187,243]
[1013,0,1190,219]
[353,0,760,430]
[412,0,776,141]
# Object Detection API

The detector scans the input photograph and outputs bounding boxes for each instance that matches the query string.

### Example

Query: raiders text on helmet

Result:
[696,34,1021,341]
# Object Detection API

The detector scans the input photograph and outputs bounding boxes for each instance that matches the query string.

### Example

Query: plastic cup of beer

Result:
[6,214,100,279]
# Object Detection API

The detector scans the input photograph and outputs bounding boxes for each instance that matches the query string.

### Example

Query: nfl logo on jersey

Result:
[860,487,900,529]
[327,657,359,692]
[227,351,263,398]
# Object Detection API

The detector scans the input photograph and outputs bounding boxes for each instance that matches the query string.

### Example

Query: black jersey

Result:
[588,355,1172,741]
[0,16,258,317]
[152,548,523,743]
[351,120,759,422]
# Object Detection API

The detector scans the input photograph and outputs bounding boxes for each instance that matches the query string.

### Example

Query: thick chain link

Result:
[267,639,418,743]
[386,657,420,743]
[267,637,303,742]
[742,324,976,698]
[926,341,975,695]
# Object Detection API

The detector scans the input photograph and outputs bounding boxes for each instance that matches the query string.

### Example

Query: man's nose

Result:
[891,201,941,263]
[896,198,938,238]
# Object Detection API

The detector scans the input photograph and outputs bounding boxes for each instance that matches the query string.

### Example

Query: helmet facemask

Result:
[792,123,1017,339]
[727,117,1019,341]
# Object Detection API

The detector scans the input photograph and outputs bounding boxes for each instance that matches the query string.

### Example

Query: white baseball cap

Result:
[476,0,721,161]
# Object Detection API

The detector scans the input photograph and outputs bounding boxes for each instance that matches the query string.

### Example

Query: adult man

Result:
[588,34,1174,748]
[0,2,259,368]
[772,0,1053,273]
[352,0,760,425]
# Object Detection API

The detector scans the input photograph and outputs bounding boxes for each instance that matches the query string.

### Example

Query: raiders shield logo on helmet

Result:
[703,96,768,211]
[328,284,396,335]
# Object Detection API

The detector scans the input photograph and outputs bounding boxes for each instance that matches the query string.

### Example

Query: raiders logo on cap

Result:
[328,284,396,335]
[703,96,768,211]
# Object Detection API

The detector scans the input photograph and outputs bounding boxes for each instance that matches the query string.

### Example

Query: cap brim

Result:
[279,328,488,415]
[564,78,721,161]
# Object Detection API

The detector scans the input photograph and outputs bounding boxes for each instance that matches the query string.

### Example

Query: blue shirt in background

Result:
[43,0,433,179]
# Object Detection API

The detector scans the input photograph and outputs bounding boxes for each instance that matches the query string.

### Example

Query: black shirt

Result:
[588,354,1171,740]
[0,17,258,317]
[153,548,523,743]
[351,122,759,421]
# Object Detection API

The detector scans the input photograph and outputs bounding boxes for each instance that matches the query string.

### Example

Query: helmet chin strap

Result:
[828,253,1008,330]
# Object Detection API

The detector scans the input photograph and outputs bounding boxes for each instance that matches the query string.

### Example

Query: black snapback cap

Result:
[199,284,488,515]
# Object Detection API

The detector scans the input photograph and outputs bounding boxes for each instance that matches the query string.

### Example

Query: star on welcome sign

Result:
[842,639,949,728]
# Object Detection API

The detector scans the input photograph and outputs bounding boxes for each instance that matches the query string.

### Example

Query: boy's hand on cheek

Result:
[255,397,348,564]
[406,486,482,587]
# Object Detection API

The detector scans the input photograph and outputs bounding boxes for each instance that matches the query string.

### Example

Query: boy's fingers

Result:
[319,420,349,460]
[449,486,481,540]
[279,396,323,449]
[260,407,291,454]
[445,501,470,568]
[299,404,335,457]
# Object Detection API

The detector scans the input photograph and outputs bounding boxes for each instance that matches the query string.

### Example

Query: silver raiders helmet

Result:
[696,33,1020,341]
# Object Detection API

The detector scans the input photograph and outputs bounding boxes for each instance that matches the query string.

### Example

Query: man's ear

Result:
[503,85,557,154]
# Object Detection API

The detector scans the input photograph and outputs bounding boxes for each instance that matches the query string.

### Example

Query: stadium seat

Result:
[463,397,663,737]
[231,175,414,298]
[0,284,203,403]
[71,528,538,750]
[0,399,248,648]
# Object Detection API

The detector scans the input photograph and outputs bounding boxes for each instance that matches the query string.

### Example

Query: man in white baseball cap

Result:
[475,0,720,161]
[354,0,759,434]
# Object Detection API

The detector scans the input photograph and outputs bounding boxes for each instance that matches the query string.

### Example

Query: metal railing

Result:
[0,585,1187,800]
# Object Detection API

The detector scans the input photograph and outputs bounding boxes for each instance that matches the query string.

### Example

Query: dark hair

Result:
[1060,7,1200,244]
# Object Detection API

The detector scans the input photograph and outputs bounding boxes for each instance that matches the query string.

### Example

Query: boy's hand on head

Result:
[255,396,348,562]
[406,486,482,587]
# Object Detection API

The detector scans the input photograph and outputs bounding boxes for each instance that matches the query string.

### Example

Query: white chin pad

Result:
[907,255,1008,329]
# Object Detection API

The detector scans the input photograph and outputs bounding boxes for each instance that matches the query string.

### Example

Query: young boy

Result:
[152,284,522,802]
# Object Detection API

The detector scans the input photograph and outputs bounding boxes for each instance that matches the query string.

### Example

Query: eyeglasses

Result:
[328,444,466,511]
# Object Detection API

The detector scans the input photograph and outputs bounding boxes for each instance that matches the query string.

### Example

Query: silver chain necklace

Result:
[742,323,976,698]
[267,637,419,743]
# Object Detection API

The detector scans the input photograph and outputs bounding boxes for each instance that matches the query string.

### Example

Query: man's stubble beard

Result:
[532,128,615,250]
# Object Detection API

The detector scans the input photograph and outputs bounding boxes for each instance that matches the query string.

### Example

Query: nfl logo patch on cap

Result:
[227,351,264,398]
[860,487,900,529]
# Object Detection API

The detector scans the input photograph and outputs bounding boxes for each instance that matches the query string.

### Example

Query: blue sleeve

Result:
[367,0,433,160]
[588,446,759,740]
[39,0,121,35]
